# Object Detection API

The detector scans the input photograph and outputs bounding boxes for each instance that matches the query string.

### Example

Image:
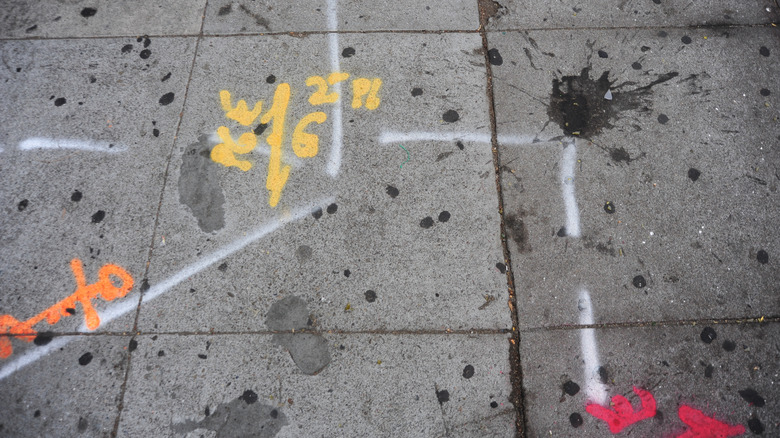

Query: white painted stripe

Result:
[18,138,127,153]
[207,132,303,167]
[560,138,581,238]
[378,131,555,146]
[326,0,343,177]
[578,288,609,405]
[0,198,332,381]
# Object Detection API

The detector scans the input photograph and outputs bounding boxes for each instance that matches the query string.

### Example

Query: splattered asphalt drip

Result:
[178,134,226,233]
[265,296,330,375]
[172,392,288,438]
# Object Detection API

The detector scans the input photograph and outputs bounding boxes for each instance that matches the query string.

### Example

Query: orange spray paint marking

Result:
[0,259,133,359]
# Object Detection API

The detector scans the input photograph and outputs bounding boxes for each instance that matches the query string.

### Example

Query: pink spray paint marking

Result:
[674,405,745,438]
[586,386,657,434]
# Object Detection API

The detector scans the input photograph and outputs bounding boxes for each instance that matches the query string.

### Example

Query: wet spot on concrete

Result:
[570,413,583,427]
[91,210,105,223]
[17,199,28,211]
[436,389,449,404]
[312,207,323,219]
[738,388,765,407]
[488,48,503,66]
[159,92,175,105]
[748,417,765,434]
[722,340,736,352]
[386,185,399,198]
[178,135,226,233]
[700,327,717,344]
[218,4,232,15]
[438,211,451,222]
[657,114,669,124]
[759,46,770,57]
[604,201,615,214]
[463,365,475,379]
[411,88,423,97]
[442,110,459,123]
[78,352,93,366]
[172,394,288,438]
[296,245,312,262]
[266,296,331,375]
[77,416,88,433]
[33,332,54,346]
[756,250,768,264]
[420,216,434,228]
[563,380,580,396]
[266,75,275,84]
[688,168,701,181]
[682,35,692,44]
[496,263,506,273]
[326,203,338,214]
[505,214,530,252]
[342,47,356,58]
[54,97,66,106]
[80,8,97,17]
[598,50,608,58]
[632,275,646,288]
[364,290,377,302]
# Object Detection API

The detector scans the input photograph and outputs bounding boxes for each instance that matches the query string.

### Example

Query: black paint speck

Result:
[152,128,160,137]
[598,50,608,58]
[682,35,692,44]
[240,389,258,404]
[253,123,268,135]
[603,201,615,214]
[632,275,646,288]
[488,48,503,66]
[78,352,93,365]
[81,7,97,17]
[89,75,96,83]
[266,75,276,84]
[700,327,717,344]
[33,332,54,346]
[217,262,228,272]
[759,46,770,57]
[442,110,459,123]
[364,290,377,302]
[411,88,423,97]
[198,354,207,359]
[652,0,661,3]
[438,211,451,222]
[91,210,105,223]
[597,366,608,384]
[704,364,714,378]
[17,199,28,211]
[65,308,76,315]
[748,417,765,434]
[490,401,498,408]
[688,168,701,181]
[139,49,151,59]
[657,114,669,124]
[563,380,580,396]
[143,37,150,48]
[739,388,765,407]
[760,88,770,96]
[312,208,323,219]
[156,350,165,357]
[121,44,133,54]
[756,250,769,264]
[342,47,356,58]
[632,62,642,70]
[159,92,175,105]
[463,365,475,379]
[129,339,137,351]
[33,410,40,418]
[343,269,351,277]
[420,217,434,228]
[326,203,338,214]
[570,413,584,428]
[386,185,399,198]
[456,141,464,150]
[436,389,449,404]
[496,263,506,274]
[722,340,736,352]
[54,97,66,106]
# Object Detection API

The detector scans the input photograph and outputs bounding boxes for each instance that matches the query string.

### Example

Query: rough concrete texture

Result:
[1,1,778,437]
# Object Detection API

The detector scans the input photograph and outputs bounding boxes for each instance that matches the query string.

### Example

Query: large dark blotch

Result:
[738,388,765,407]
[172,395,287,438]
[505,214,530,253]
[178,135,226,233]
[266,296,330,375]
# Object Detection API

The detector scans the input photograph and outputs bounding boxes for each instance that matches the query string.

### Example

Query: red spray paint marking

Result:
[586,386,657,433]
[674,405,745,438]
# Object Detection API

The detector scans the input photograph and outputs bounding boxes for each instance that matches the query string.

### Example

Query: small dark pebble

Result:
[65,308,76,315]
[557,227,566,237]
[34,410,40,418]
[420,217,434,228]
[456,141,464,150]
[78,352,93,365]
[270,409,278,419]
[632,275,646,288]
[700,327,717,344]
[570,413,584,428]
[463,365,475,379]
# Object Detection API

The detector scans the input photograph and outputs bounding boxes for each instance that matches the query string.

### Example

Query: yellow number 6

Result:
[292,112,327,158]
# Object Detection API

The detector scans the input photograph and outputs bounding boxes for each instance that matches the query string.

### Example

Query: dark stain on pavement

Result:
[504,214,530,253]
[218,4,232,16]
[442,110,459,123]
[738,388,765,407]
[488,48,503,66]
[562,380,580,396]
[266,296,330,375]
[178,134,226,233]
[172,392,287,437]
[569,413,583,427]
[238,4,271,31]
[700,327,717,344]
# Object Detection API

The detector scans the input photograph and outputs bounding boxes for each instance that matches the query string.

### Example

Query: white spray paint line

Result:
[326,0,343,177]
[18,138,127,153]
[560,138,581,238]
[208,132,303,167]
[0,197,332,382]
[378,131,556,146]
[578,288,609,405]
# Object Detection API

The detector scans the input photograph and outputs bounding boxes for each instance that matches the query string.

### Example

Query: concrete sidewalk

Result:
[0,1,777,437]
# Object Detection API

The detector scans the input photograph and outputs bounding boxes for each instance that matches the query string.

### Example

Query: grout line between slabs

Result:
[109,2,210,436]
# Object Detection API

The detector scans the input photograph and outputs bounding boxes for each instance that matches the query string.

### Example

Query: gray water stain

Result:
[178,134,226,233]
[172,395,287,438]
[265,296,331,375]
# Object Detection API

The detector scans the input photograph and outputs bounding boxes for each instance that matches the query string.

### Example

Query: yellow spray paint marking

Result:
[292,111,327,158]
[327,72,350,85]
[306,76,339,105]
[351,78,382,110]
[211,126,257,171]
[260,83,292,207]
[219,90,263,126]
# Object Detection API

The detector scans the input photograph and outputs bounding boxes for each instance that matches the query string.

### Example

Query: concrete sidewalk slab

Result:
[489,26,780,328]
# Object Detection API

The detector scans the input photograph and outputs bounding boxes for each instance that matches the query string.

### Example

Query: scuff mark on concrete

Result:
[172,393,287,437]
[266,296,331,375]
[178,134,226,233]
